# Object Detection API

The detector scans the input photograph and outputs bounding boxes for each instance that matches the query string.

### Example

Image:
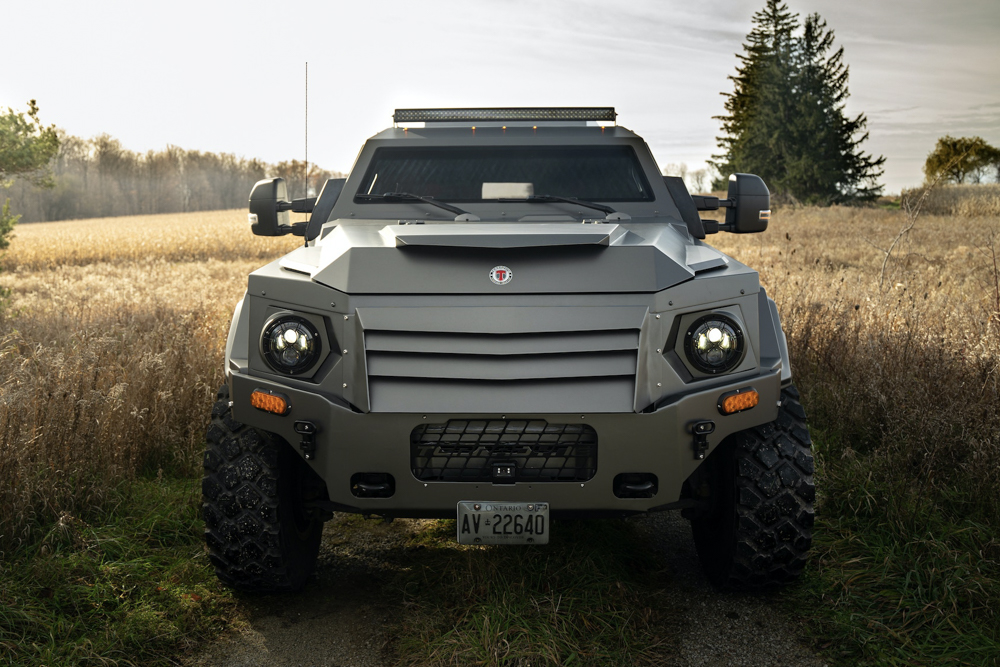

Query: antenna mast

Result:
[304,61,309,199]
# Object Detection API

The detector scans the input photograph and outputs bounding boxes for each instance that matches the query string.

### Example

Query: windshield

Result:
[354,145,654,203]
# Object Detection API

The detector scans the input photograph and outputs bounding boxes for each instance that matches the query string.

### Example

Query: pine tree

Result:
[711,2,885,204]
[712,0,798,190]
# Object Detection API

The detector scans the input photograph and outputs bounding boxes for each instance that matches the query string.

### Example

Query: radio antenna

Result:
[302,61,309,248]
[304,61,309,199]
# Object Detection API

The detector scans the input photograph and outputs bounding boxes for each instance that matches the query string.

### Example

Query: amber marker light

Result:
[718,388,759,415]
[251,389,290,416]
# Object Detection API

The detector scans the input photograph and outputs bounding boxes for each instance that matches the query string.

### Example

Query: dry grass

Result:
[2,204,998,551]
[900,183,1000,218]
[0,202,998,663]
[0,210,298,553]
[6,209,302,271]
[710,204,1000,521]
[708,202,1000,662]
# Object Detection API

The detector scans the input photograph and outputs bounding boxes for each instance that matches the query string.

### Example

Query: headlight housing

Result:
[684,314,744,374]
[261,315,322,375]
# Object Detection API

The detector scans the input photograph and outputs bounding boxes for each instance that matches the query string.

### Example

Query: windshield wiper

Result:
[497,194,616,215]
[356,192,479,220]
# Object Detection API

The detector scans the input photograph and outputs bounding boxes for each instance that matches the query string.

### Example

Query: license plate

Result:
[456,501,550,545]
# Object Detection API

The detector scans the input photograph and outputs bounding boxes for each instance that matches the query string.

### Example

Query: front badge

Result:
[490,265,513,285]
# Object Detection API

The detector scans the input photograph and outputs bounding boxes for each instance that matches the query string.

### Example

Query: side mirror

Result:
[249,178,291,236]
[725,173,770,233]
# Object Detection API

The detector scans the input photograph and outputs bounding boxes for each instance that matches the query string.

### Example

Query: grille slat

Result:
[367,350,636,380]
[366,330,638,355]
[411,420,597,483]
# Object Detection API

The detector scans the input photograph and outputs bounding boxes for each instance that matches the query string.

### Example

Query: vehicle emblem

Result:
[490,266,513,285]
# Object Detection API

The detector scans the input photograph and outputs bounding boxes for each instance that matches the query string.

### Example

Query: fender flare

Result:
[225,294,250,378]
[757,288,792,385]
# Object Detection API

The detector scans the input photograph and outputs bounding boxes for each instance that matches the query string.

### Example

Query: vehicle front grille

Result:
[360,305,647,413]
[411,420,598,483]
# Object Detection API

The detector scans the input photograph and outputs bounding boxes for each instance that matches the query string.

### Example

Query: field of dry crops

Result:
[0,211,300,552]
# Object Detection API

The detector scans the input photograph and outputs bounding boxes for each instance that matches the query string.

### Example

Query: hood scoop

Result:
[685,243,729,273]
[380,223,625,249]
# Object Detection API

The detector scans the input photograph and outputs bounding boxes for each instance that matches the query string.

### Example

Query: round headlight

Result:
[684,314,745,374]
[262,315,322,375]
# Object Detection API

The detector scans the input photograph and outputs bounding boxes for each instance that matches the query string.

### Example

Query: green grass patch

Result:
[788,431,1000,666]
[391,517,675,666]
[8,436,1000,667]
[0,476,238,666]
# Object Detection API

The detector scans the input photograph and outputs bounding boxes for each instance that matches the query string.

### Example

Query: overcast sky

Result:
[4,0,998,194]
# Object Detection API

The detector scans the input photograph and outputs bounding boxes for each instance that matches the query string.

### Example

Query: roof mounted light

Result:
[393,107,617,124]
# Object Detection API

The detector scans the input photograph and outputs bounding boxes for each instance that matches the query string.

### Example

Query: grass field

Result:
[0,199,998,665]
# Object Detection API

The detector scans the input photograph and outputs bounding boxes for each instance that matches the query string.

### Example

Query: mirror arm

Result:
[268,221,309,237]
[277,197,317,213]
[701,219,735,235]
[691,196,737,211]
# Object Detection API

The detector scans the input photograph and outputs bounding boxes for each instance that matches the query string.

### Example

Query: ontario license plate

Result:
[456,501,549,545]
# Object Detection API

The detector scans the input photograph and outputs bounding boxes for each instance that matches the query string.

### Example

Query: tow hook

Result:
[690,420,716,460]
[294,421,320,460]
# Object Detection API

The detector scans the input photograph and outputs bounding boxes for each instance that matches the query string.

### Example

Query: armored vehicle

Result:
[202,107,814,592]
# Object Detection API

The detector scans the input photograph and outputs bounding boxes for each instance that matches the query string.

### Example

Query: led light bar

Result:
[393,107,617,124]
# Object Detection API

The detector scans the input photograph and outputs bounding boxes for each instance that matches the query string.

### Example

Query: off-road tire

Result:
[691,384,815,589]
[202,384,323,593]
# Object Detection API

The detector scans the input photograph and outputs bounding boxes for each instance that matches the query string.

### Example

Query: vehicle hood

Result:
[278,220,728,294]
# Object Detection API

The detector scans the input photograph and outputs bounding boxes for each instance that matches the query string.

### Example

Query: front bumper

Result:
[229,369,781,517]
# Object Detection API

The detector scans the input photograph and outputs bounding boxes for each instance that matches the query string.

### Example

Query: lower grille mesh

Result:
[411,420,598,483]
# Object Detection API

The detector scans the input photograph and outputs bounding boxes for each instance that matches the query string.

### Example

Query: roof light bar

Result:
[393,107,617,124]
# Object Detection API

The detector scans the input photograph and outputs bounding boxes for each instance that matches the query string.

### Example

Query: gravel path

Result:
[636,512,826,667]
[187,513,825,667]
[186,517,413,667]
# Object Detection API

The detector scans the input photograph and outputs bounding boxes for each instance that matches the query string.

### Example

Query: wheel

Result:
[201,383,324,592]
[691,384,815,589]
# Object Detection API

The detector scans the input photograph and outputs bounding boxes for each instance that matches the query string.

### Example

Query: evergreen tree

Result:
[711,1,885,204]
[712,0,798,190]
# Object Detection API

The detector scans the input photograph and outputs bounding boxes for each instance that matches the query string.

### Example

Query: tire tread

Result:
[693,385,815,589]
[201,384,321,593]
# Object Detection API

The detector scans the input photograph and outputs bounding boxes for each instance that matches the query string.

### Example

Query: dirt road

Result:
[188,513,825,667]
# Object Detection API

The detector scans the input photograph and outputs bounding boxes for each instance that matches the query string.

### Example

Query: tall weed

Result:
[712,205,1000,661]
[900,183,1000,218]
[0,210,295,554]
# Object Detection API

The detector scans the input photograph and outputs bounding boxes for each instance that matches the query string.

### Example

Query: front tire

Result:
[691,385,815,589]
[202,384,323,592]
